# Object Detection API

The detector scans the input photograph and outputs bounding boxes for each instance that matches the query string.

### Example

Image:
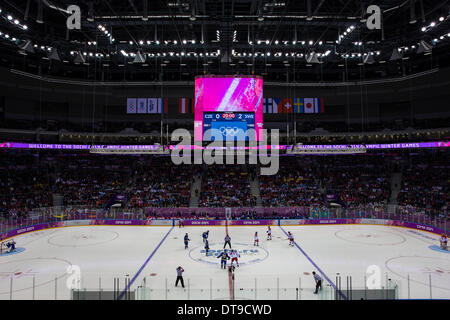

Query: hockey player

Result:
[440,234,448,250]
[288,232,294,247]
[5,239,16,253]
[230,249,240,267]
[184,233,190,249]
[217,251,230,269]
[224,234,232,249]
[254,232,259,246]
[179,218,184,228]
[202,230,209,243]
[266,226,272,240]
[204,239,210,256]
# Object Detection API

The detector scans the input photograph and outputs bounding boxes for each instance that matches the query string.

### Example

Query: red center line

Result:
[228,266,234,300]
[225,219,234,300]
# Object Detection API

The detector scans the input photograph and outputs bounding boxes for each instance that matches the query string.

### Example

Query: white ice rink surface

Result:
[0,224,449,300]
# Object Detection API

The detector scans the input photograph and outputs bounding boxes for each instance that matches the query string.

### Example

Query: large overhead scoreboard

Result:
[194,76,263,142]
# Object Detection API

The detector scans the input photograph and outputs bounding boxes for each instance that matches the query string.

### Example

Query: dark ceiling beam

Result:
[87,18,357,27]
[249,0,257,15]
[2,0,26,16]
[143,0,148,21]
[128,0,139,14]
[24,0,31,21]
[201,0,207,15]
[313,0,327,15]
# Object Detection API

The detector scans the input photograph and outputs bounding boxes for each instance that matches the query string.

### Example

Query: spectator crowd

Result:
[0,149,448,221]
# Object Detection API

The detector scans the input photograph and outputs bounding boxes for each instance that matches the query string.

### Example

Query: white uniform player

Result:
[230,250,240,267]
[254,232,259,246]
[288,232,294,247]
[440,234,448,250]
[266,226,272,240]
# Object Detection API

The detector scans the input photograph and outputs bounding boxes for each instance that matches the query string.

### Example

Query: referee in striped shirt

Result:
[312,271,322,294]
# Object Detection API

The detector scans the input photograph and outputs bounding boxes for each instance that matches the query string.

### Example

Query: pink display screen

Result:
[194,76,263,141]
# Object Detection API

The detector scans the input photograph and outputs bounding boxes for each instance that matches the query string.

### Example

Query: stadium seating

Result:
[0,149,448,220]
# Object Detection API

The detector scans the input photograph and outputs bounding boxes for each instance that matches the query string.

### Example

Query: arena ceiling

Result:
[0,0,449,82]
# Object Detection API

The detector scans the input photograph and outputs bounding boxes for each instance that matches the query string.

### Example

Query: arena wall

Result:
[0,218,445,242]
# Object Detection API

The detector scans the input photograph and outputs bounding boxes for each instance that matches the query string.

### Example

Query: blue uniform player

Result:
[217,251,230,269]
[202,230,209,243]
[204,239,210,256]
[5,240,16,253]
[184,233,190,249]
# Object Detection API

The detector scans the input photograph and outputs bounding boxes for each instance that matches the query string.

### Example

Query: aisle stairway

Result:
[189,169,203,207]
[249,167,263,207]
[389,172,403,205]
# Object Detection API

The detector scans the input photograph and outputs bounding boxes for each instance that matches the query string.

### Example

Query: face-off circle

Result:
[48,229,119,247]
[334,229,406,246]
[0,257,72,295]
[385,256,450,290]
[189,243,269,267]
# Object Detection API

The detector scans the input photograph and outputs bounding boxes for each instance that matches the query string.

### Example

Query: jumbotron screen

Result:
[194,76,263,141]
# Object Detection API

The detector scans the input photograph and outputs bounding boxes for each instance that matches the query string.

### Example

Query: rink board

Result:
[0,218,446,243]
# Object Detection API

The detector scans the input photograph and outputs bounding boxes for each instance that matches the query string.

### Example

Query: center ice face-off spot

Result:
[189,243,269,266]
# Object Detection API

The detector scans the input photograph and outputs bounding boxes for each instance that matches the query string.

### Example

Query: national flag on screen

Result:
[137,98,147,114]
[127,98,137,114]
[263,98,273,113]
[293,98,304,113]
[271,98,282,113]
[304,98,316,113]
[281,98,293,113]
[161,98,168,114]
[148,98,168,114]
[315,98,325,113]
[179,98,193,114]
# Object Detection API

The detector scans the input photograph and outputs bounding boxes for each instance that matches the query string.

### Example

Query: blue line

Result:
[279,225,347,300]
[118,226,174,300]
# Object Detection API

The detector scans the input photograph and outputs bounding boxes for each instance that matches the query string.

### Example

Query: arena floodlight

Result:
[133,51,146,64]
